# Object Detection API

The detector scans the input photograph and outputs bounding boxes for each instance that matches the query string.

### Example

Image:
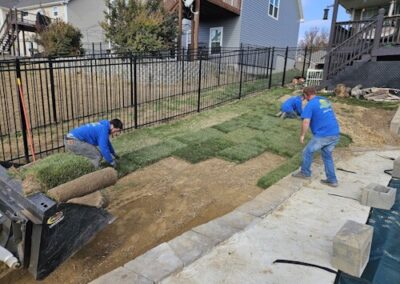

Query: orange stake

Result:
[17,78,36,162]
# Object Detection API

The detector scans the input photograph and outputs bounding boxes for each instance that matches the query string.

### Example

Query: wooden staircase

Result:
[0,9,50,55]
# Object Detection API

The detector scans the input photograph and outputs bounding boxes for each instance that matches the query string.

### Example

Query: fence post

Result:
[268,47,275,89]
[48,57,58,122]
[302,46,308,78]
[266,47,270,81]
[197,50,202,112]
[238,47,244,99]
[92,42,95,56]
[281,46,289,87]
[217,50,222,86]
[181,48,185,95]
[133,55,138,128]
[15,59,29,163]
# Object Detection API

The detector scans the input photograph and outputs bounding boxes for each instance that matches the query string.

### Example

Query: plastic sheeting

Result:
[337,178,400,284]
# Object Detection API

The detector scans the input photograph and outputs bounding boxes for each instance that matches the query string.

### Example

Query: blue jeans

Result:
[300,135,340,183]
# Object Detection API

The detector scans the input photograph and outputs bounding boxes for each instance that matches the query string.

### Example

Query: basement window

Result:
[268,0,280,19]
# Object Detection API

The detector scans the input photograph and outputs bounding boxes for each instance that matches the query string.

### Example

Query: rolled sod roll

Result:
[48,168,118,202]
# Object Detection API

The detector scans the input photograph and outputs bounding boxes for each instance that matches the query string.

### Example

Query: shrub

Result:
[35,20,83,56]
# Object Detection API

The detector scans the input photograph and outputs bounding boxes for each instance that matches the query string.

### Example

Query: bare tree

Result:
[298,26,329,50]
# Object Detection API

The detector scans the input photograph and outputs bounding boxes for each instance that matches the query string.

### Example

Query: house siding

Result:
[239,0,300,48]
[199,16,241,48]
[67,0,107,44]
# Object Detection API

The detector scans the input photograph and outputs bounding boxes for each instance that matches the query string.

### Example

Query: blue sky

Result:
[299,0,350,41]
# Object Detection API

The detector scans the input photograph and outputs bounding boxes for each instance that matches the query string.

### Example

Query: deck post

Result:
[371,8,385,62]
[322,0,339,81]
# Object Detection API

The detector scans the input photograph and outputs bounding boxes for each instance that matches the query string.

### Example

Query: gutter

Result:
[14,0,69,11]
[297,0,304,22]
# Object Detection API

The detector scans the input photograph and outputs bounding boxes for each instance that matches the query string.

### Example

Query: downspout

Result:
[64,1,68,22]
[322,0,339,82]
[0,246,20,269]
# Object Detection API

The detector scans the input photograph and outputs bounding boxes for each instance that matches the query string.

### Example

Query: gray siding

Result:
[239,0,300,48]
[68,0,107,43]
[199,16,241,48]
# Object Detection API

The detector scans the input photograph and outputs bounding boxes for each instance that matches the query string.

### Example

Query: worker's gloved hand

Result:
[110,160,117,168]
[113,153,120,160]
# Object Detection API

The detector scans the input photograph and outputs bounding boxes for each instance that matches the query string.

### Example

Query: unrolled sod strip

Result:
[48,168,118,202]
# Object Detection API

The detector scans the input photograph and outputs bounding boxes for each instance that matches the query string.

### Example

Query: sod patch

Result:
[173,137,235,163]
[257,154,302,189]
[218,141,266,163]
[174,128,225,144]
[253,130,305,158]
[118,139,185,176]
[212,118,248,133]
[224,127,262,144]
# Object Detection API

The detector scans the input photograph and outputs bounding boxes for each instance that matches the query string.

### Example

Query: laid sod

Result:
[117,139,185,176]
[173,137,235,163]
[16,86,358,191]
[175,128,225,144]
[218,140,266,163]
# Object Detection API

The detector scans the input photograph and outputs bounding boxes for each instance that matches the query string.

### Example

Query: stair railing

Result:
[324,9,386,80]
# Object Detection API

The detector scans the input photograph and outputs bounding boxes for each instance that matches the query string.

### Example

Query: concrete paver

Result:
[168,230,215,266]
[90,267,153,284]
[123,243,183,282]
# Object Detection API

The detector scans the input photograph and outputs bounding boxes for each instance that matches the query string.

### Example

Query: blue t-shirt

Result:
[69,120,115,164]
[281,96,303,116]
[301,96,340,137]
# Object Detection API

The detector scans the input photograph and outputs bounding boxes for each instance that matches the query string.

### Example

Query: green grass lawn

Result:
[20,85,359,190]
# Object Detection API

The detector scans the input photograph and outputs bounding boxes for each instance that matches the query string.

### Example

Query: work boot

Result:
[320,179,338,188]
[292,171,311,180]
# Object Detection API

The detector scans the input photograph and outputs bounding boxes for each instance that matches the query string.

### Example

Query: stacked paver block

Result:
[332,220,374,277]
[393,157,400,179]
[360,183,396,210]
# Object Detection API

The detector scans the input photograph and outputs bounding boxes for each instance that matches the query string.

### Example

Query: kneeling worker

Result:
[64,119,123,168]
[277,94,305,119]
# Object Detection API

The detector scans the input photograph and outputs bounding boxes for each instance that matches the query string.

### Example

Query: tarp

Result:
[336,178,400,284]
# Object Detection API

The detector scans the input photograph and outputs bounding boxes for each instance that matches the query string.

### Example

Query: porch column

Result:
[191,0,200,54]
[178,0,182,51]
[323,0,339,81]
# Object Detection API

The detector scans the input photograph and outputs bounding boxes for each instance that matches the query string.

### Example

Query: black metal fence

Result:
[0,46,313,164]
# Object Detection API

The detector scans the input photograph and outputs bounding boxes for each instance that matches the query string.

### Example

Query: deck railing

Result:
[325,9,400,80]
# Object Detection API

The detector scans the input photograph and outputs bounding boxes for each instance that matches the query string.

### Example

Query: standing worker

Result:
[292,87,340,187]
[64,119,123,168]
[277,94,305,119]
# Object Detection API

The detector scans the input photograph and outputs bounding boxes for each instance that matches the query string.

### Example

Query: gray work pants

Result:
[64,138,101,168]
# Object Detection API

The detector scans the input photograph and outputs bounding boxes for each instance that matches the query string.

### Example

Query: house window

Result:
[268,0,280,19]
[209,27,223,54]
[52,7,59,17]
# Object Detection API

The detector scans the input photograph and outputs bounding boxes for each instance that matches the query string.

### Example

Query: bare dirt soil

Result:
[2,101,399,284]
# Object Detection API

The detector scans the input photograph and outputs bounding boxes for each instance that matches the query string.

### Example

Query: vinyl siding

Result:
[239,0,300,48]
[199,16,241,48]
[67,0,107,43]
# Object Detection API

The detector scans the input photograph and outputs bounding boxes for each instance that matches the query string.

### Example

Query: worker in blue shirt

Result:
[292,87,340,187]
[278,94,305,119]
[64,119,123,168]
